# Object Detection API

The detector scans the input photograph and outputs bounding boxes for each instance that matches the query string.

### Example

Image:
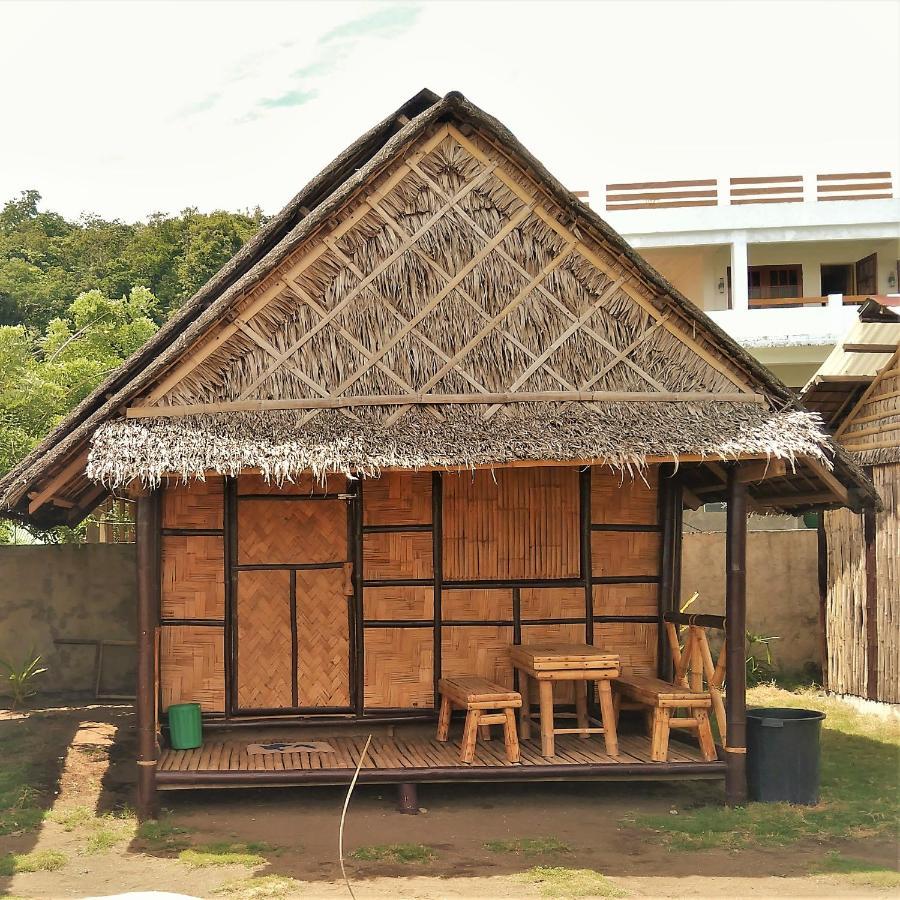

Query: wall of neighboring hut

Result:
[0,544,136,696]
[681,530,820,675]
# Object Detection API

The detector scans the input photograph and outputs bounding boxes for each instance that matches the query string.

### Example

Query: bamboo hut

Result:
[802,299,900,704]
[0,89,878,819]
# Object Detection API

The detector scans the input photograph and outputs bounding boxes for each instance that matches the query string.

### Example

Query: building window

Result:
[821,263,854,296]
[728,264,804,306]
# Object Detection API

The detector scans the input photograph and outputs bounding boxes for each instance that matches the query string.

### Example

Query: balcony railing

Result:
[747,295,871,310]
[605,171,893,211]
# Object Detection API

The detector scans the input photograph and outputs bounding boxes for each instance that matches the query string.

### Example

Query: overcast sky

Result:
[2,0,898,222]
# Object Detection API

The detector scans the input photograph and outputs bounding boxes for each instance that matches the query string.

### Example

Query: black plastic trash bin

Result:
[746,707,826,805]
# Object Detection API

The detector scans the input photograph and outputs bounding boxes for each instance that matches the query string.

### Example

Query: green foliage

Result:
[136,816,190,850]
[813,851,900,888]
[351,843,436,863]
[520,866,625,898]
[746,630,779,684]
[0,849,67,875]
[484,836,572,855]
[0,653,46,707]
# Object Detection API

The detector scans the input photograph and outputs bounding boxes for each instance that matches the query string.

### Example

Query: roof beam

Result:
[841,343,900,354]
[28,451,89,515]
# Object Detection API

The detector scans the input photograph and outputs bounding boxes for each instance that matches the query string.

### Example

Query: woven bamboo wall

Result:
[238,473,346,495]
[442,625,515,688]
[238,498,346,565]
[838,351,899,456]
[874,465,899,703]
[442,589,512,620]
[160,625,225,712]
[593,622,656,676]
[161,535,224,620]
[824,507,868,698]
[520,587,584,620]
[363,530,433,579]
[591,531,660,577]
[363,472,431,524]
[442,468,579,580]
[364,627,434,708]
[364,586,433,620]
[161,477,224,529]
[592,467,658,524]
[593,583,657,617]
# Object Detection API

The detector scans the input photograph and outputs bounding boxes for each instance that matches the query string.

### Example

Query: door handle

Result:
[343,562,354,597]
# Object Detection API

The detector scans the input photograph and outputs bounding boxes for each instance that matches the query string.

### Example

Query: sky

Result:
[1,0,898,222]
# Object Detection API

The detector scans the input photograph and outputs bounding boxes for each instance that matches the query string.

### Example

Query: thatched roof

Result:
[0,89,879,526]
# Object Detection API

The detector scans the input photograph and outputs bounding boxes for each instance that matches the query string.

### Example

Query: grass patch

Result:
[136,817,190,850]
[633,684,900,850]
[0,759,46,836]
[520,866,625,898]
[0,849,68,875]
[179,841,273,868]
[485,836,572,855]
[47,804,94,831]
[46,804,135,853]
[813,851,900,889]
[351,843,436,863]
[214,875,300,897]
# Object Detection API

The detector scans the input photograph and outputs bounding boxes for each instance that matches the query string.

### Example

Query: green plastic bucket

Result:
[168,702,202,750]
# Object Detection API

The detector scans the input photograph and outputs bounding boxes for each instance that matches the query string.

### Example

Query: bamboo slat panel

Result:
[364,586,433,620]
[238,498,346,565]
[840,355,899,451]
[519,587,585,620]
[160,625,225,712]
[591,530,660,577]
[364,627,434,708]
[593,583,657,617]
[363,531,433,579]
[824,507,868,698]
[874,465,899,703]
[296,567,350,707]
[593,622,656,676]
[443,467,579,580]
[237,570,293,709]
[591,466,658,524]
[442,589,512,621]
[519,623,585,702]
[238,473,347,495]
[363,472,432,525]
[442,625,514,688]
[162,478,223,529]
[161,535,225,620]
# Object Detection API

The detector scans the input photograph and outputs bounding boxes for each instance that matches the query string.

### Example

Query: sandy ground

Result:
[0,703,897,899]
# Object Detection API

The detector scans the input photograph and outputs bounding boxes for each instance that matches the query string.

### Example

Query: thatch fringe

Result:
[87,402,830,489]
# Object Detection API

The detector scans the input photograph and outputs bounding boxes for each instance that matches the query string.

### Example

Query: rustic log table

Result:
[509,643,620,758]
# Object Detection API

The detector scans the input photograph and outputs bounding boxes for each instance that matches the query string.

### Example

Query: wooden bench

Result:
[436,676,522,763]
[612,674,716,762]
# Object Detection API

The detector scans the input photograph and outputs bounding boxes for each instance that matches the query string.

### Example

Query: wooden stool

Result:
[612,675,716,762]
[436,676,521,763]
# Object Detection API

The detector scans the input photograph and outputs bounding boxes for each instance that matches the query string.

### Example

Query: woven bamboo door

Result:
[234,484,352,713]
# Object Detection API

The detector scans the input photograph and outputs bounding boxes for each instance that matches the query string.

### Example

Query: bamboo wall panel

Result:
[593,583,657,617]
[162,478,223,529]
[442,589,512,621]
[591,531,660,577]
[443,467,579,580]
[364,586,433,621]
[519,587,584,620]
[442,625,514,688]
[593,622,656,676]
[519,623,585,701]
[840,354,899,453]
[364,627,434,708]
[824,507,868,698]
[874,465,899,703]
[296,567,350,707]
[591,466,658,524]
[363,472,432,525]
[161,535,225,621]
[363,531,433,579]
[238,473,346,495]
[236,569,293,709]
[238,499,346,565]
[160,625,225,712]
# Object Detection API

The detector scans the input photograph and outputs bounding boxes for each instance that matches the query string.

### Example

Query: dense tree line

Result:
[0,191,263,539]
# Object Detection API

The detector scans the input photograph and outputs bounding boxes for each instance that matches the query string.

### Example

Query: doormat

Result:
[247,740,335,755]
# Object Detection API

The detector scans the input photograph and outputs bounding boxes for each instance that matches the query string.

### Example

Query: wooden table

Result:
[509,643,620,758]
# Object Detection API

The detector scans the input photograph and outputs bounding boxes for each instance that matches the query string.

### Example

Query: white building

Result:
[601,171,900,387]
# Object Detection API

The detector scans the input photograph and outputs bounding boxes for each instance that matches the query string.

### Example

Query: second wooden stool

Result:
[437,676,522,763]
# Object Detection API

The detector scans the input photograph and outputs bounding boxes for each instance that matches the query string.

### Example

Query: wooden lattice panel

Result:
[364,627,434,708]
[363,472,432,525]
[238,498,346,565]
[161,535,225,620]
[520,587,585,620]
[296,567,350,707]
[363,531,433,579]
[591,531,660,577]
[593,583,657,617]
[364,586,433,621]
[591,466,658,524]
[160,625,225,712]
[441,625,514,688]
[238,473,347,495]
[442,589,512,621]
[443,467,579,580]
[162,478,223,529]
[236,569,293,709]
[594,622,656,676]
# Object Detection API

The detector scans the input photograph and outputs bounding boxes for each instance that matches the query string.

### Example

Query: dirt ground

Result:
[0,702,897,899]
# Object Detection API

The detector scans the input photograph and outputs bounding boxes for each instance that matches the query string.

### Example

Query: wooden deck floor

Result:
[156,732,723,787]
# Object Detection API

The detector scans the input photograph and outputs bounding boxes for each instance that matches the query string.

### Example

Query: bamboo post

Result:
[725,466,748,806]
[816,515,829,691]
[136,491,161,821]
